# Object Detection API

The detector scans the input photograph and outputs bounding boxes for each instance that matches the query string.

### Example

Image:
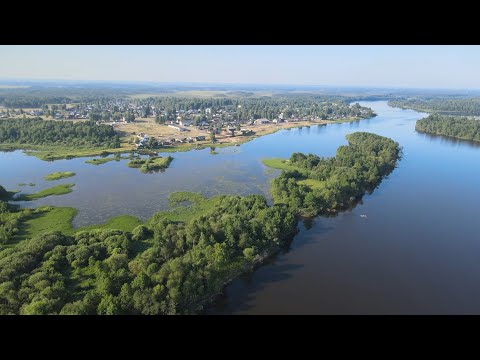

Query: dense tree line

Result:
[415,114,480,142]
[0,86,136,108]
[0,204,31,245]
[271,132,401,216]
[389,97,480,116]
[0,193,297,314]
[0,118,120,148]
[0,96,71,109]
[0,187,31,245]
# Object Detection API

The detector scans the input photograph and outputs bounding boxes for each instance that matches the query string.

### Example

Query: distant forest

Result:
[389,97,480,116]
[415,114,480,142]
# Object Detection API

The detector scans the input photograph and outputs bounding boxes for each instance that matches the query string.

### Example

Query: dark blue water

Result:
[207,102,480,314]
[3,101,480,313]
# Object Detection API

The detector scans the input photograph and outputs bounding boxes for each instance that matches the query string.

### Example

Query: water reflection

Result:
[416,130,480,149]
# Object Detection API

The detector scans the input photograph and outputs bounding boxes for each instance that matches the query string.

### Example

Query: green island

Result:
[18,183,35,187]
[85,154,131,165]
[127,156,173,173]
[85,157,118,165]
[44,172,76,181]
[0,131,400,314]
[14,184,75,201]
[264,132,401,216]
[415,114,480,142]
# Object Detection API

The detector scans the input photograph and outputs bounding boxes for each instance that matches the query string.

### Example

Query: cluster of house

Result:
[135,133,150,148]
[251,117,304,125]
[56,111,89,120]
[135,132,207,148]
[29,110,44,116]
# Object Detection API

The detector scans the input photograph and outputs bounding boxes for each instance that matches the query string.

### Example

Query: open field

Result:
[150,191,224,223]
[16,206,78,241]
[262,158,324,190]
[261,158,303,172]
[15,193,211,242]
[116,117,210,140]
[75,215,142,233]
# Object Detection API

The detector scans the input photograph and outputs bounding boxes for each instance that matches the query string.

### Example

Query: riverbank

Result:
[0,116,370,161]
[0,143,131,161]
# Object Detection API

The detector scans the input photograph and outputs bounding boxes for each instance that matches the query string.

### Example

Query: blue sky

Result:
[0,45,479,89]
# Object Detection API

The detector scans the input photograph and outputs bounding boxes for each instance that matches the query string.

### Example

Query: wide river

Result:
[3,101,480,314]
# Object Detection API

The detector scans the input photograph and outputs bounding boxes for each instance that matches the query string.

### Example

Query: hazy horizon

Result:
[1,45,480,89]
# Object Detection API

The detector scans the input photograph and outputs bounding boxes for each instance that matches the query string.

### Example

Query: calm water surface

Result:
[2,101,480,314]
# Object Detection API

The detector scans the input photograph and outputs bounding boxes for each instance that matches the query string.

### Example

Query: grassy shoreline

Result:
[14,184,75,201]
[15,192,215,241]
[0,143,131,161]
[84,155,131,165]
[14,206,141,240]
[44,171,76,181]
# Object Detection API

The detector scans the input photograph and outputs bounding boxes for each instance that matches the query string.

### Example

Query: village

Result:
[0,97,376,150]
[126,113,341,151]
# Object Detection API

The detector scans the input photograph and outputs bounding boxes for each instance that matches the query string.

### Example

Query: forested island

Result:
[127,156,173,173]
[415,114,480,142]
[0,131,400,314]
[264,132,401,216]
[389,97,480,116]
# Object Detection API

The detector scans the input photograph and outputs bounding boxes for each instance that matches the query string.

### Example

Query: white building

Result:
[168,124,186,132]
